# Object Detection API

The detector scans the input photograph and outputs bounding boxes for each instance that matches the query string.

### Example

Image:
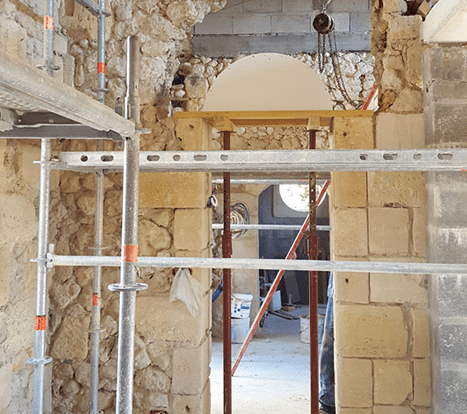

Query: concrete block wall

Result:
[330,116,430,413]
[423,45,467,414]
[193,0,371,56]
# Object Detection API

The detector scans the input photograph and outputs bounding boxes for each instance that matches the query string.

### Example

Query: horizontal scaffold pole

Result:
[46,254,467,275]
[57,148,467,173]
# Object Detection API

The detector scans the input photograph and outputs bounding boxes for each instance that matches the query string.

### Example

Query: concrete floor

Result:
[211,306,312,414]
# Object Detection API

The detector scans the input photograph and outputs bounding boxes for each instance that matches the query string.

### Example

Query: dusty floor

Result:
[211,306,313,414]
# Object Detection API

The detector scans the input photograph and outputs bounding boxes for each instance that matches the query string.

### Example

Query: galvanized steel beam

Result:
[0,52,134,138]
[46,254,467,275]
[56,148,467,172]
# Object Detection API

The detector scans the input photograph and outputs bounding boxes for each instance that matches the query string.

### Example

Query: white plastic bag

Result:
[169,268,201,317]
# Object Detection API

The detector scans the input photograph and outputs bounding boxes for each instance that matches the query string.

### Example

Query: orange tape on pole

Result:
[97,62,105,74]
[35,315,47,331]
[123,244,138,263]
[43,16,54,31]
[92,293,99,307]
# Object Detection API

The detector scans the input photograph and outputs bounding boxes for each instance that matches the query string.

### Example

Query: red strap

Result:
[44,16,54,31]
[123,245,138,263]
[35,315,46,331]
[97,62,105,74]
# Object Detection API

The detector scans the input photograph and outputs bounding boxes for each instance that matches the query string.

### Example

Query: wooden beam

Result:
[210,115,236,132]
[175,110,373,125]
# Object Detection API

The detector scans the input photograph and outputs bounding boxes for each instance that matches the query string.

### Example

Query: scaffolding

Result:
[1,6,467,414]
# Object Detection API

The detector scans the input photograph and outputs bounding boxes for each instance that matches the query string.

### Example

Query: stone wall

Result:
[171,52,375,112]
[0,139,60,414]
[0,1,224,413]
[330,116,429,414]
[330,2,430,413]
[372,0,426,113]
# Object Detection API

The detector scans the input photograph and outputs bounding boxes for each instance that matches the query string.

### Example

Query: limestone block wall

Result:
[330,116,430,414]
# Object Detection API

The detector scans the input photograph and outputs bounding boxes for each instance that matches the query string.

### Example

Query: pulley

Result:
[313,13,334,35]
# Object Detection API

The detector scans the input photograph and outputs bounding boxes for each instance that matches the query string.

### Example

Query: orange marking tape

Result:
[35,315,46,331]
[92,294,99,307]
[123,244,138,263]
[44,16,54,31]
[97,62,105,74]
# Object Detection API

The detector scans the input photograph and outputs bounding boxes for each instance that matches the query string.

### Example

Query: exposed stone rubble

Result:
[372,0,426,113]
[170,52,375,112]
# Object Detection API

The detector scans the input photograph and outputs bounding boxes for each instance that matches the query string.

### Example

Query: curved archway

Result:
[203,53,333,111]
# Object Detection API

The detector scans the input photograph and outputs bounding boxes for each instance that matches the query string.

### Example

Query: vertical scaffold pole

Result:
[308,130,319,414]
[30,138,53,414]
[90,2,108,412]
[223,131,232,414]
[90,147,104,414]
[30,0,56,412]
[108,36,146,414]
[96,0,107,104]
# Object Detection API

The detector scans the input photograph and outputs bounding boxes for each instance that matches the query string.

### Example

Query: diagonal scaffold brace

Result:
[231,179,330,376]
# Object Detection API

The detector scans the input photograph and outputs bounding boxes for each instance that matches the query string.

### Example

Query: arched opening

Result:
[207,53,333,413]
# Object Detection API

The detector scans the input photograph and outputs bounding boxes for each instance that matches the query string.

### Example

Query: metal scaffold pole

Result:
[90,1,108,412]
[308,130,319,414]
[223,130,233,414]
[30,138,53,414]
[29,1,56,412]
[108,36,146,414]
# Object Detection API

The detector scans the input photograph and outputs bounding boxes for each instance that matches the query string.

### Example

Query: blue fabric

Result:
[319,272,335,413]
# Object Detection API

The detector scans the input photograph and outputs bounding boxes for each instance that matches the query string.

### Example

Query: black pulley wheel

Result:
[313,13,334,34]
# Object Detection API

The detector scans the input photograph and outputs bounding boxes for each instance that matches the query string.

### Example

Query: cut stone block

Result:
[374,407,414,414]
[139,172,210,209]
[136,293,211,345]
[335,272,369,304]
[172,338,211,394]
[331,208,368,257]
[174,208,211,251]
[331,172,367,208]
[368,172,425,208]
[369,208,409,256]
[374,360,412,405]
[414,358,431,407]
[332,117,374,149]
[176,117,212,150]
[335,357,372,407]
[172,379,210,414]
[370,274,427,305]
[336,305,407,358]
[413,308,430,358]
[340,409,372,414]
[413,207,427,258]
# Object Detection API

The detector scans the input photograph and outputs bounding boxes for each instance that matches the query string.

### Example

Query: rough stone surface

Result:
[335,357,372,407]
[335,305,408,358]
[374,360,412,405]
